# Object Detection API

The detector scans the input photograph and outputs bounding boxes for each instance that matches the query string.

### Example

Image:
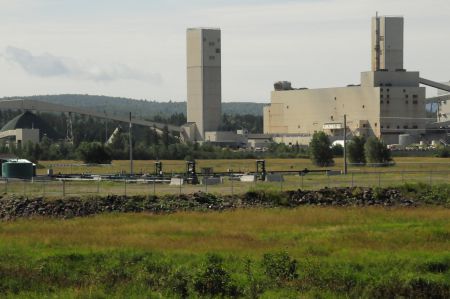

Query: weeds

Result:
[0,206,449,298]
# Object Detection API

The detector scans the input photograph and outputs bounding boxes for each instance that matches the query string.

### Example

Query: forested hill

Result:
[0,95,266,118]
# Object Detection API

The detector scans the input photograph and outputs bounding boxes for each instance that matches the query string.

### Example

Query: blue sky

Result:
[0,0,449,102]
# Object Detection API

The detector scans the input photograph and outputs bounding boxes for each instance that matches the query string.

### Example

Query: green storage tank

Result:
[2,160,34,180]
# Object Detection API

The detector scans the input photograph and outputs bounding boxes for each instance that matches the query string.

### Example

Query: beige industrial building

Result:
[181,16,449,147]
[181,28,272,147]
[183,28,222,142]
[264,15,432,145]
[0,128,40,146]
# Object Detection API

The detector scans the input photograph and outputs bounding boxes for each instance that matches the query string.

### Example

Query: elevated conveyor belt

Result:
[419,77,450,92]
[0,99,181,133]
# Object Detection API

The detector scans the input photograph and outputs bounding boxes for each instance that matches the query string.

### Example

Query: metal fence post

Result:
[205,177,208,193]
[153,179,156,197]
[301,175,304,189]
[43,181,45,197]
[97,180,100,194]
[62,180,66,197]
[231,176,234,196]
[124,179,127,196]
[179,179,182,195]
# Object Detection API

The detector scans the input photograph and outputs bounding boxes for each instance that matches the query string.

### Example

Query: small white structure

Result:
[240,175,256,182]
[170,177,184,186]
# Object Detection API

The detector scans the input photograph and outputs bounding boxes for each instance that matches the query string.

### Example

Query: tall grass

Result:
[0,207,449,297]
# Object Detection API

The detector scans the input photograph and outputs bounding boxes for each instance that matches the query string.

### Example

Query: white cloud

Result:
[3,46,163,84]
[0,0,449,100]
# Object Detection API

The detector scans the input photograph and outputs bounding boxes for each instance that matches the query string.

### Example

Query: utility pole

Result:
[129,112,133,176]
[343,114,348,175]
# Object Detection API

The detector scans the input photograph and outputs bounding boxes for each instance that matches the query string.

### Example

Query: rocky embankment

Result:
[0,187,442,220]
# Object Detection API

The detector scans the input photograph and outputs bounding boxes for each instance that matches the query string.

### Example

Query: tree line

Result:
[310,132,393,167]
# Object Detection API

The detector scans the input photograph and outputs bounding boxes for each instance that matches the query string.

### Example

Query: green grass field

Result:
[0,157,439,198]
[1,157,449,297]
[1,207,449,298]
[37,157,450,175]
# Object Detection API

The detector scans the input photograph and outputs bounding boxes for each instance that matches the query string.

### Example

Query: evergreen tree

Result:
[364,137,392,165]
[347,136,366,164]
[309,132,334,167]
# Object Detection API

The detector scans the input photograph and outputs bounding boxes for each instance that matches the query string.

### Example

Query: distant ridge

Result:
[0,95,265,119]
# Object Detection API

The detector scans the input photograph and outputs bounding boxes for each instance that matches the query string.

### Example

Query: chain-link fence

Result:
[2,170,449,197]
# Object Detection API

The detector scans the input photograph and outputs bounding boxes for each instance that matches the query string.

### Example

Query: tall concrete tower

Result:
[372,15,404,71]
[186,28,222,140]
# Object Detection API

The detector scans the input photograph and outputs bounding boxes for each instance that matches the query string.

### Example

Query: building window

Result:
[405,94,409,98]
[387,125,390,129]
[209,56,215,60]
[286,105,289,109]
[209,42,215,46]
[413,94,418,98]
[403,125,409,129]
[381,88,384,92]
[387,88,390,92]
[403,89,406,92]
[215,48,220,54]
[405,100,409,104]
[413,100,418,104]
[412,125,418,129]
[362,105,365,109]
[331,116,334,121]
[397,125,400,129]
[387,100,390,104]
[375,123,378,127]
[381,125,384,129]
[334,97,337,100]
[362,124,367,128]
[203,37,206,42]
[387,94,390,98]
[381,95,384,98]
[380,100,384,104]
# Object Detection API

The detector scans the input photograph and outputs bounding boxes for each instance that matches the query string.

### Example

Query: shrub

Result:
[194,254,238,297]
[77,142,112,164]
[261,251,298,284]
[331,144,343,156]
[167,268,190,298]
[436,146,450,158]
[309,132,334,167]
[364,137,391,165]
[347,136,366,164]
